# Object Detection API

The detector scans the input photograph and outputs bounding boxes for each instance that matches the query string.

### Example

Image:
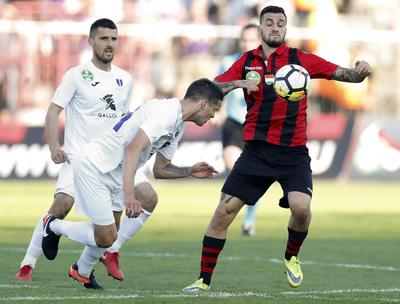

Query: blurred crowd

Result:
[0,0,399,125]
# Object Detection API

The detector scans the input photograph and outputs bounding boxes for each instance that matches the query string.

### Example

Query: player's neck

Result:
[261,43,278,59]
[91,58,112,72]
[180,99,200,122]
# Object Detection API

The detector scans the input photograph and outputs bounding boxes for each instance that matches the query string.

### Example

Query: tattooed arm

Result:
[331,60,372,83]
[214,80,259,95]
[153,152,218,179]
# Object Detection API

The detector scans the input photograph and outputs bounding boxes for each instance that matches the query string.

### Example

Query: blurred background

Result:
[0,0,399,181]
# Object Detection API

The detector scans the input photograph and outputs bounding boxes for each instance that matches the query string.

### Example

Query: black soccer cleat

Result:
[41,214,61,260]
[68,263,103,290]
[84,271,103,290]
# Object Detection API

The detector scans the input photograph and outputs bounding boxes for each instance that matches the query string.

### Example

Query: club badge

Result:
[245,71,261,85]
[81,69,94,81]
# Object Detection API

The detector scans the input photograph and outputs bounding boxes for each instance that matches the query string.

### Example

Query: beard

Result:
[261,32,285,48]
[94,50,114,64]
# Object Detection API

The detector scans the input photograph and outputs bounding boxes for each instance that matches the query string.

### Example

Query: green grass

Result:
[0,179,399,303]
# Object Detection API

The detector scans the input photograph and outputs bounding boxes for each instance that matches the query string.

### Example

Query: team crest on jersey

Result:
[245,71,261,85]
[81,69,94,81]
[264,73,274,85]
[100,94,116,111]
[116,79,123,87]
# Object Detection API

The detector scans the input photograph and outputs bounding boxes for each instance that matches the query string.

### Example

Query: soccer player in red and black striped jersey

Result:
[183,5,372,291]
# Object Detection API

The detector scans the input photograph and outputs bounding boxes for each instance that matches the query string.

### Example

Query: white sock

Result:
[50,220,96,247]
[108,210,151,253]
[76,245,105,278]
[20,217,45,268]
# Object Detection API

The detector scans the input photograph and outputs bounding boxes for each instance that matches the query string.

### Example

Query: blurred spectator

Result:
[0,3,21,121]
[293,0,314,26]
[175,0,219,97]
[0,0,398,121]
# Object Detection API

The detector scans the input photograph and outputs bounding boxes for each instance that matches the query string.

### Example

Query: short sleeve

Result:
[51,68,77,108]
[139,104,176,144]
[158,127,185,160]
[215,53,246,82]
[298,51,338,80]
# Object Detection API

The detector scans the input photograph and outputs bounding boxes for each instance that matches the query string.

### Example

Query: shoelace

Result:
[291,259,301,273]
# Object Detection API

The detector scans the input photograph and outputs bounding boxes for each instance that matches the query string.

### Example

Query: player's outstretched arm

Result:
[45,103,69,164]
[153,153,218,179]
[214,80,259,95]
[331,60,372,83]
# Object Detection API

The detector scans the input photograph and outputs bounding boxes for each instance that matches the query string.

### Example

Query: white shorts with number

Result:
[72,154,149,225]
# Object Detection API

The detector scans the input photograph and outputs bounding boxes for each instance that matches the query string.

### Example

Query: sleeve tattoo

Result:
[155,163,191,179]
[331,67,364,83]
[215,81,238,95]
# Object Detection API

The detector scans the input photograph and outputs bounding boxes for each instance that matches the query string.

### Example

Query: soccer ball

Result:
[273,64,310,102]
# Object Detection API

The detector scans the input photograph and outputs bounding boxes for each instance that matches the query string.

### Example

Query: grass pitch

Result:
[0,179,399,303]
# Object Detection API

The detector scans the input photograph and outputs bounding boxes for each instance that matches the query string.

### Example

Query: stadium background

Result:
[0,0,399,303]
[0,0,399,180]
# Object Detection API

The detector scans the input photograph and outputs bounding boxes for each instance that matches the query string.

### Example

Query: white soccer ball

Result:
[273,64,310,102]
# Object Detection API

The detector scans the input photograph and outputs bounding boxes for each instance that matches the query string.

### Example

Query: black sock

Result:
[198,235,226,286]
[285,227,308,261]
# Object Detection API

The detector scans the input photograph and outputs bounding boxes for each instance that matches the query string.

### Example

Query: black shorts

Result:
[221,141,313,208]
[222,118,245,150]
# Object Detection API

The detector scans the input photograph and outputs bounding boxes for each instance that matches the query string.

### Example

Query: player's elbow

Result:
[152,167,163,179]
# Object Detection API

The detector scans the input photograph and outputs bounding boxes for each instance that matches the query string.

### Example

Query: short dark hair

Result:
[259,6,287,24]
[89,18,117,37]
[184,78,224,105]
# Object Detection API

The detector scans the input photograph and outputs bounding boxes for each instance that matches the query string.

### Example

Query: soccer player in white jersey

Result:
[40,78,223,289]
[15,18,158,281]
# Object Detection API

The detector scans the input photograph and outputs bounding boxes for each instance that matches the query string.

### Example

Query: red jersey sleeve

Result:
[215,53,246,82]
[298,50,338,80]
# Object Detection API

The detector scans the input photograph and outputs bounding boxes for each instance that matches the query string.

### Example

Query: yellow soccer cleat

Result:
[182,278,210,292]
[284,256,303,288]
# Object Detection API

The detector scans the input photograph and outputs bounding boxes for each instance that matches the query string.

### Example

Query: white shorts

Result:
[72,155,149,226]
[54,163,74,197]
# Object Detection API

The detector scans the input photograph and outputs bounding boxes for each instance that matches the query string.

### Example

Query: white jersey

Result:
[52,60,132,158]
[84,98,186,174]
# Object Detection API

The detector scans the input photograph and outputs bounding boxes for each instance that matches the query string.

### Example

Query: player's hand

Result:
[189,162,218,179]
[237,80,259,94]
[124,194,142,218]
[355,60,372,80]
[50,147,70,164]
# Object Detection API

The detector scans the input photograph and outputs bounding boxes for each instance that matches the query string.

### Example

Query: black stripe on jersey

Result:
[253,55,277,141]
[242,52,256,129]
[279,48,301,146]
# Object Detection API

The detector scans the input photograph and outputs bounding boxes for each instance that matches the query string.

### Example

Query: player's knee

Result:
[49,193,74,219]
[143,190,158,211]
[291,203,310,221]
[95,232,117,248]
[135,183,158,212]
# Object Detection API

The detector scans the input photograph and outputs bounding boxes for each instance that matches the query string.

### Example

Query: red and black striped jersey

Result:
[215,43,338,147]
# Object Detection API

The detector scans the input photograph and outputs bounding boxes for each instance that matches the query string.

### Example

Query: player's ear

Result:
[88,37,94,48]
[200,99,207,110]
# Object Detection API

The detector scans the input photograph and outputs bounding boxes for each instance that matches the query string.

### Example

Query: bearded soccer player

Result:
[183,5,372,290]
[16,18,156,282]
